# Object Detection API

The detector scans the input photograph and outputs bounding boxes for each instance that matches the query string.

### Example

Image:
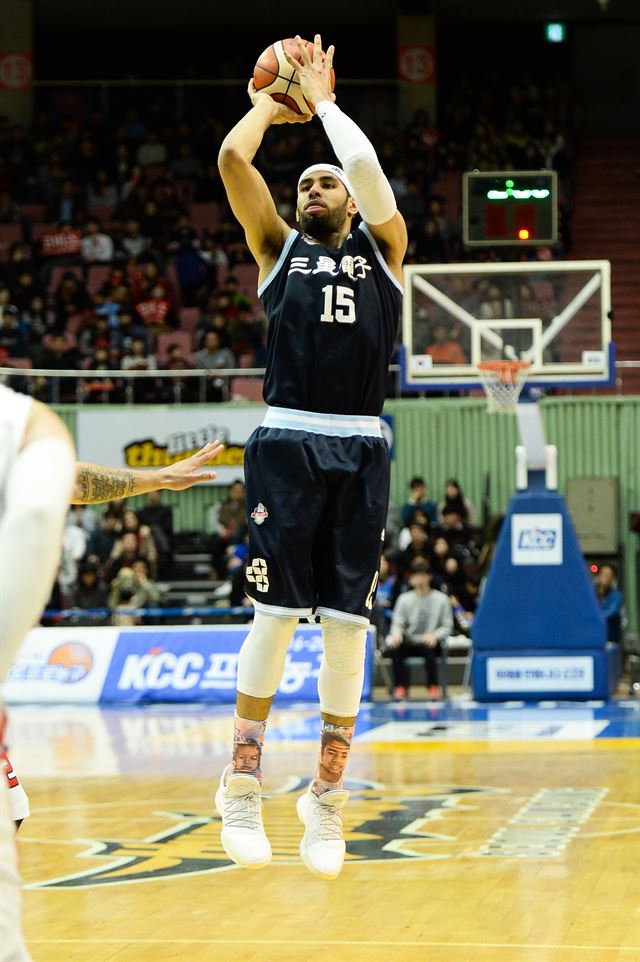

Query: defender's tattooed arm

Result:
[71,440,224,504]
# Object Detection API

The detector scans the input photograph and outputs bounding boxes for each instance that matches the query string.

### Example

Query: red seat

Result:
[156,330,193,362]
[179,307,200,335]
[190,202,221,232]
[20,204,46,222]
[230,377,264,403]
[48,264,85,292]
[0,223,22,260]
[87,264,112,295]
[32,223,59,240]
[87,204,115,225]
[3,357,33,369]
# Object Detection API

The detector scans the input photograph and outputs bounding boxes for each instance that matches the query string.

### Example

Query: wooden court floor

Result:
[7,700,640,962]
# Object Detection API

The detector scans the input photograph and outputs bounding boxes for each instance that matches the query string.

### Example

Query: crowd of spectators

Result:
[0,75,574,398]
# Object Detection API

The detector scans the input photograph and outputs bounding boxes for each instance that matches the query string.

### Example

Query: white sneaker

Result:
[297,789,349,880]
[215,764,271,869]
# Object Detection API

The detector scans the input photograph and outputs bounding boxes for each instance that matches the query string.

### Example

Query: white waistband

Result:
[263,406,382,438]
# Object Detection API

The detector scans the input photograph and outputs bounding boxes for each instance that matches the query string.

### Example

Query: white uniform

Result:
[0,385,32,820]
[0,384,33,962]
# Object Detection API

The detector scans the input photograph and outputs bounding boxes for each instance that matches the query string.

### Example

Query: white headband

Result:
[297,163,354,198]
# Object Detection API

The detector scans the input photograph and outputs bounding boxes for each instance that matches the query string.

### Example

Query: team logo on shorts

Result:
[246,557,269,592]
[251,502,269,525]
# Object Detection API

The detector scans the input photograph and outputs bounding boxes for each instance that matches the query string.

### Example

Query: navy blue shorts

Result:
[243,407,390,625]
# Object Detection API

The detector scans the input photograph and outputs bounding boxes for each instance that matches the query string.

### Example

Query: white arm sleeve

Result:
[0,438,75,680]
[316,100,398,226]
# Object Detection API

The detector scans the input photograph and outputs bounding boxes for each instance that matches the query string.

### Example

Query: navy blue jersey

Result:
[258,223,403,416]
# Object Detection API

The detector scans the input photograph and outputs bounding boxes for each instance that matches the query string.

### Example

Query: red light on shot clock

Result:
[590,564,599,573]
[518,228,530,240]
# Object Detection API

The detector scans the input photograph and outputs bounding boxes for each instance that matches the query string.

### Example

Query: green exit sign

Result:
[545,22,566,43]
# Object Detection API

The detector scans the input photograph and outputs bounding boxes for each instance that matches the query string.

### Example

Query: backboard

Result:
[401,260,613,391]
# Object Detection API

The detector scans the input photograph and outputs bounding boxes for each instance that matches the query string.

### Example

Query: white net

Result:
[477,361,531,414]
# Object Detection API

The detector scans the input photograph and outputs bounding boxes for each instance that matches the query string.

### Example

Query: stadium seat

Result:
[87,204,115,225]
[87,264,112,295]
[156,330,194,361]
[20,204,46,222]
[229,377,264,403]
[190,202,221,232]
[178,307,200,335]
[48,264,85,291]
[0,223,22,260]
[32,223,60,240]
[4,357,33,369]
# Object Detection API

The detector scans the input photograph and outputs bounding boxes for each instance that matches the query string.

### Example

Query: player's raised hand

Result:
[158,440,225,490]
[283,34,335,112]
[247,79,312,124]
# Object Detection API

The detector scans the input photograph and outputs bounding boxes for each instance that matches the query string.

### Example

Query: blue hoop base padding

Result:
[471,643,621,702]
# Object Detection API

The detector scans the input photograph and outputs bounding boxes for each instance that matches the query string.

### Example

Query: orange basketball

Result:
[253,37,335,116]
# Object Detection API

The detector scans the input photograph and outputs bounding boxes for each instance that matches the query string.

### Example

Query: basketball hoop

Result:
[477,360,531,414]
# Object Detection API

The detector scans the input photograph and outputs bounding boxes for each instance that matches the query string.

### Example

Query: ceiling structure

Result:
[32,0,640,25]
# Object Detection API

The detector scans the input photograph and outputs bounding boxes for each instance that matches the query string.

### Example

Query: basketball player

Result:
[215,34,407,879]
[0,383,222,960]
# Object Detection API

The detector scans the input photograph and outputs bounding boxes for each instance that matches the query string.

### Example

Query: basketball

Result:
[253,38,335,115]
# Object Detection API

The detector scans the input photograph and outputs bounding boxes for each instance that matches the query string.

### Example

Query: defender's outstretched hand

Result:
[156,440,225,490]
[283,34,336,112]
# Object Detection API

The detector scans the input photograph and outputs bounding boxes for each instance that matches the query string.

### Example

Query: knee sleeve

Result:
[318,617,368,718]
[236,611,298,699]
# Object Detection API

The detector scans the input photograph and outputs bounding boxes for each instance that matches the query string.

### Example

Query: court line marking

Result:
[27,939,640,951]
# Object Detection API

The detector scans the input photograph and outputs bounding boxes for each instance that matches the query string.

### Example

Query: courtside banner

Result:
[3,627,119,704]
[99,625,375,704]
[75,406,267,485]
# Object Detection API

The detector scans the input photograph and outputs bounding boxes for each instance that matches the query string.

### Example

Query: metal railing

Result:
[0,363,404,403]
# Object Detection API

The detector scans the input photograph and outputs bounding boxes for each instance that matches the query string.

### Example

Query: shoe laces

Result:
[313,799,345,842]
[221,790,263,831]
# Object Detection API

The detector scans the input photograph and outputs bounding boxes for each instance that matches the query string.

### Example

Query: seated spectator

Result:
[371,553,398,641]
[170,143,204,184]
[430,535,466,595]
[58,511,88,606]
[208,479,247,579]
[86,509,121,566]
[120,336,157,402]
[438,478,477,526]
[194,330,236,401]
[434,506,478,559]
[19,295,59,343]
[45,179,85,225]
[425,322,466,366]
[87,169,119,209]
[136,131,168,168]
[121,509,158,575]
[594,563,625,645]
[104,530,149,582]
[82,343,119,401]
[134,283,177,333]
[0,304,27,358]
[109,559,160,625]
[137,490,173,576]
[118,219,149,260]
[71,561,109,611]
[53,271,93,325]
[450,573,480,635]
[161,343,196,402]
[396,521,433,579]
[385,560,453,700]
[401,475,438,528]
[81,218,114,264]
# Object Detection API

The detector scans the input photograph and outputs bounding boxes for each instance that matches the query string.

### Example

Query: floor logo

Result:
[28,782,505,888]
